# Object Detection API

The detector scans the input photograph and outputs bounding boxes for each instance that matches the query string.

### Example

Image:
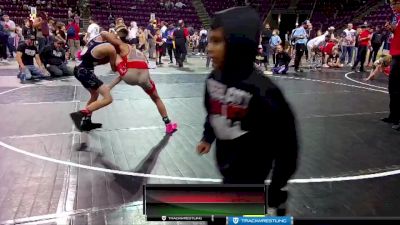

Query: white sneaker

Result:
[322,64,329,68]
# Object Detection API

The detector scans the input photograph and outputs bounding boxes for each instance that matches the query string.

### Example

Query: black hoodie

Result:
[202,7,298,197]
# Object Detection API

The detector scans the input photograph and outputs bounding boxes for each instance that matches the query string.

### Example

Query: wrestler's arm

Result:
[104,44,118,72]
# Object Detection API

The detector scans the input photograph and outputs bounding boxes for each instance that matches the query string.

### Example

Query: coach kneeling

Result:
[40,38,72,77]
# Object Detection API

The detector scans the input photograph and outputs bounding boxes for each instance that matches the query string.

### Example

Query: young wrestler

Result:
[100,25,178,134]
[70,34,118,131]
[365,54,392,81]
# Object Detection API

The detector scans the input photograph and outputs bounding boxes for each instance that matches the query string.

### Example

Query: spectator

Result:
[155,29,164,65]
[40,37,72,77]
[85,17,100,43]
[352,24,371,72]
[368,26,384,67]
[272,44,291,74]
[16,35,47,83]
[199,26,208,55]
[166,23,175,63]
[48,17,56,37]
[0,21,8,63]
[173,20,187,67]
[55,22,66,43]
[109,23,116,34]
[68,8,74,19]
[1,15,16,58]
[33,12,50,53]
[128,21,139,45]
[146,20,156,59]
[138,27,146,51]
[22,19,35,41]
[340,23,356,65]
[261,23,272,66]
[292,21,308,73]
[66,18,80,61]
[190,31,199,54]
[269,29,281,65]
[74,14,80,26]
[160,0,164,7]
[255,45,265,68]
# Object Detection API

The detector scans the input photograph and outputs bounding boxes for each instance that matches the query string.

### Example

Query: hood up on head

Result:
[211,6,261,83]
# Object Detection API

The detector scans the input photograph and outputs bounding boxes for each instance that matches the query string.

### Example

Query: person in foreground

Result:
[100,25,178,134]
[196,6,298,215]
[70,34,118,131]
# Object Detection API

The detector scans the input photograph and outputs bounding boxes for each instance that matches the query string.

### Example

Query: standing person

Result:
[368,26,384,67]
[352,25,371,72]
[1,15,16,58]
[70,34,118,131]
[197,6,298,215]
[16,35,48,83]
[0,21,7,62]
[382,10,400,130]
[66,18,80,61]
[55,22,66,43]
[173,20,187,67]
[155,29,164,65]
[292,21,308,73]
[340,23,356,66]
[199,26,208,55]
[33,12,50,53]
[99,27,178,134]
[22,19,36,41]
[138,27,146,51]
[146,20,156,59]
[85,17,100,43]
[261,23,272,66]
[165,23,175,63]
[269,29,281,65]
[128,21,139,45]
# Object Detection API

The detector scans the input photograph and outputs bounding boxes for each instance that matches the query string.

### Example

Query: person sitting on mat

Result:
[272,45,291,74]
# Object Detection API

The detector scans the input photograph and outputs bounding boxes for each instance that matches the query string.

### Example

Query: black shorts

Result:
[74,66,103,90]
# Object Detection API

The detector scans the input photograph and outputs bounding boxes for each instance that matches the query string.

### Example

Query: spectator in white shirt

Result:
[340,23,356,65]
[85,17,100,43]
[1,15,16,58]
[128,21,138,45]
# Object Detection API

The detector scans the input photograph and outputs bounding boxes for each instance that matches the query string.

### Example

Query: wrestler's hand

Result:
[197,141,211,155]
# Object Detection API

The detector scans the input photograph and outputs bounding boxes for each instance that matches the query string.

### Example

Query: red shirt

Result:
[66,22,80,40]
[183,28,189,38]
[390,17,400,56]
[323,42,335,55]
[358,30,371,46]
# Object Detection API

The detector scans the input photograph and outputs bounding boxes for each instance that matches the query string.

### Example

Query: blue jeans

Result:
[340,46,354,64]
[7,36,15,57]
[19,65,46,80]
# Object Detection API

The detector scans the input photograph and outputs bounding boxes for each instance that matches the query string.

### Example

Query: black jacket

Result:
[275,52,291,67]
[40,44,65,66]
[203,6,298,185]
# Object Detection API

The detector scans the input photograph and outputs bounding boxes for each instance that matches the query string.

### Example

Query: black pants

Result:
[0,36,7,59]
[389,56,400,123]
[368,43,381,64]
[294,43,306,70]
[175,41,186,67]
[353,45,368,71]
[199,41,207,53]
[166,43,174,62]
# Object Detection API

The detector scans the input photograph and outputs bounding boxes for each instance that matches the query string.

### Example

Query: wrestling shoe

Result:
[81,118,103,131]
[166,122,178,134]
[381,117,397,124]
[70,111,85,131]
